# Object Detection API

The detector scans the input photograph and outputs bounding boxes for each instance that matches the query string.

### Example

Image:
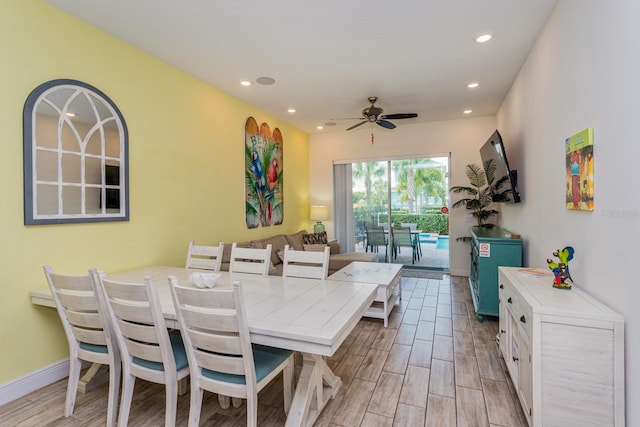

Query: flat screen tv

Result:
[479,130,521,203]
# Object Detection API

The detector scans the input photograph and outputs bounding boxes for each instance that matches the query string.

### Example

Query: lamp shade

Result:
[309,205,329,221]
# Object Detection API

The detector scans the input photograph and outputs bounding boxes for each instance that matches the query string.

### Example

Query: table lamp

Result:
[310,205,328,233]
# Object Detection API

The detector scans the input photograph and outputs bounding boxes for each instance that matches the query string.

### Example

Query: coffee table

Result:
[328,262,402,327]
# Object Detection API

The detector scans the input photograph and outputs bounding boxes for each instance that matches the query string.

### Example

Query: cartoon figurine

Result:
[546,246,575,289]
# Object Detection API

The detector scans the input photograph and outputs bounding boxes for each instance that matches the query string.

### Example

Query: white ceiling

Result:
[45,0,557,134]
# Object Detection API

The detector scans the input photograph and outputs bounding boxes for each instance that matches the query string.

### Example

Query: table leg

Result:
[77,363,108,394]
[285,353,342,427]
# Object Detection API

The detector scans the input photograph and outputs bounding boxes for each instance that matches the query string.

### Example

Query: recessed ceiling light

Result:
[467,82,479,89]
[316,125,324,130]
[287,108,296,113]
[240,80,252,86]
[256,76,276,85]
[463,109,473,114]
[475,34,493,43]
[66,112,77,117]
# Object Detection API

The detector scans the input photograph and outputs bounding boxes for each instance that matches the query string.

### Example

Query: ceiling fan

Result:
[346,96,418,131]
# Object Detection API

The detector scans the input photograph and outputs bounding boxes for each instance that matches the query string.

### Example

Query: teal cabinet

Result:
[469,226,522,322]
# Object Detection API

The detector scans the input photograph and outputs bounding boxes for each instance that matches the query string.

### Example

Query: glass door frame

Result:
[335,152,450,270]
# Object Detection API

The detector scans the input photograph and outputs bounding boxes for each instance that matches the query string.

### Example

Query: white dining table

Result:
[31,266,378,427]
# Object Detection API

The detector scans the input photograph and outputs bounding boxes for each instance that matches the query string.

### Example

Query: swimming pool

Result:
[436,236,449,250]
[418,234,449,250]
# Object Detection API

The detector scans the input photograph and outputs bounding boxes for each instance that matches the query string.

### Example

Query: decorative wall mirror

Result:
[23,79,129,225]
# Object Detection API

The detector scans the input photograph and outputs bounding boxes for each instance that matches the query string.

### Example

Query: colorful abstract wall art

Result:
[565,128,594,211]
[245,117,283,228]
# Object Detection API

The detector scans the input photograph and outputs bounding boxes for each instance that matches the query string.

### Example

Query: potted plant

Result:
[449,160,513,231]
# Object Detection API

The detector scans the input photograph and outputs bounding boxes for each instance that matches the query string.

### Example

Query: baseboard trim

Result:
[448,268,469,277]
[0,359,69,406]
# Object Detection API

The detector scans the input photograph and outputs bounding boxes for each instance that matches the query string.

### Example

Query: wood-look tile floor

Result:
[0,275,528,426]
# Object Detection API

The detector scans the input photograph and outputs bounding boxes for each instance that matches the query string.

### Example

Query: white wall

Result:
[498,0,639,423]
[309,115,497,275]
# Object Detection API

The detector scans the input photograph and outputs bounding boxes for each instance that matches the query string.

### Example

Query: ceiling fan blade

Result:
[381,113,418,120]
[376,120,396,130]
[346,120,368,131]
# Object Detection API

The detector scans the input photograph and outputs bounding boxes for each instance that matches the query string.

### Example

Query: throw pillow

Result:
[303,231,328,245]
[304,244,327,252]
[286,230,307,250]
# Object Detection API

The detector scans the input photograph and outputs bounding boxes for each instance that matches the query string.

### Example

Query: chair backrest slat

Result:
[282,244,330,279]
[108,298,155,325]
[229,243,272,276]
[58,293,101,312]
[186,241,224,271]
[66,310,103,329]
[72,327,108,346]
[189,329,242,355]
[195,350,246,376]
[181,307,239,332]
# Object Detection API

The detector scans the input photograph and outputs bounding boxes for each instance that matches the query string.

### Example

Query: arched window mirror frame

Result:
[23,79,129,225]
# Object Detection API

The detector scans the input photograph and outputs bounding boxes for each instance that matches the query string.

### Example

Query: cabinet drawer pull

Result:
[520,315,526,323]
[500,284,504,289]
[500,329,506,334]
[513,356,519,362]
[507,297,512,304]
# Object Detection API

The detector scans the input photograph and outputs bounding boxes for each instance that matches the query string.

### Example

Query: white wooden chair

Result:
[229,243,272,276]
[185,241,224,271]
[94,272,190,427]
[168,276,294,427]
[282,244,331,279]
[43,265,120,427]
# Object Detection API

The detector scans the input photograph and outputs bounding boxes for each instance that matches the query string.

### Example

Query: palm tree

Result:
[393,159,419,213]
[416,167,447,206]
[353,162,386,209]
[394,159,447,213]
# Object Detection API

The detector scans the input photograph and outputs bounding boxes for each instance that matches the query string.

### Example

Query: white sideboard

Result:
[498,267,625,427]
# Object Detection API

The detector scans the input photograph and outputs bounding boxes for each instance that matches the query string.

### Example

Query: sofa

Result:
[219,230,378,276]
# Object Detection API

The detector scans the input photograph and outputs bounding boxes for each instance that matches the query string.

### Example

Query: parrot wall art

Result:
[244,117,283,228]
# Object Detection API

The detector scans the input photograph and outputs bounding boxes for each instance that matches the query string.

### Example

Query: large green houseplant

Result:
[449,160,513,230]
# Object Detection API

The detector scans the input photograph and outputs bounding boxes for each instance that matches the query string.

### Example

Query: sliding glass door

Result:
[339,155,450,270]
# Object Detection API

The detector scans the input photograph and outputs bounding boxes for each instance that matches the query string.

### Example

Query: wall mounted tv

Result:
[479,130,521,203]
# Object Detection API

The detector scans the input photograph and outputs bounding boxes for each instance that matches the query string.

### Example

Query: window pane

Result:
[62,185,82,214]
[85,187,101,214]
[61,153,81,183]
[36,150,58,182]
[36,184,58,215]
[85,157,101,185]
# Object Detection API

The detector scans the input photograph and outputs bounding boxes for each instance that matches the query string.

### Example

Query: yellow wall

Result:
[0,1,309,383]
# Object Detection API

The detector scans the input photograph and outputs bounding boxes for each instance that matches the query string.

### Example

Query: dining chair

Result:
[365,226,388,261]
[168,276,294,427]
[43,266,121,427]
[282,244,331,279]
[229,242,272,275]
[393,226,417,264]
[94,272,190,427]
[400,222,422,258]
[185,240,224,271]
